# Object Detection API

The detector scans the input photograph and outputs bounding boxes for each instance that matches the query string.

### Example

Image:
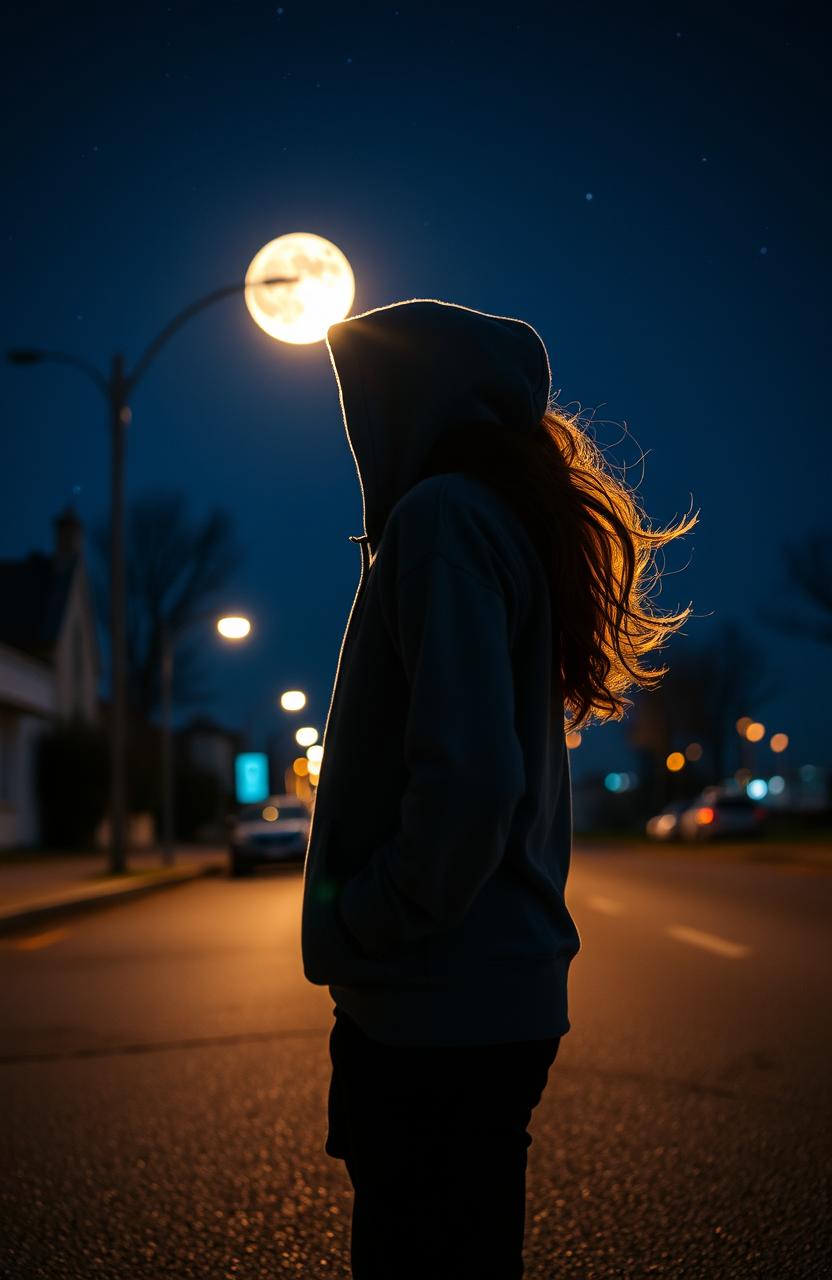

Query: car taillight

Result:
[695,806,715,825]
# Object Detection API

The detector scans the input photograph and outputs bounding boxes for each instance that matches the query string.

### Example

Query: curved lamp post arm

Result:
[6,348,110,398]
[128,275,297,391]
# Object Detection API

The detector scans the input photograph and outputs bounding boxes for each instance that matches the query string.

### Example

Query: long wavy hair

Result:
[416,404,699,732]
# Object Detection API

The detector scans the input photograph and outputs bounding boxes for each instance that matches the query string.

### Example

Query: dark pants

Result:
[326,1007,560,1280]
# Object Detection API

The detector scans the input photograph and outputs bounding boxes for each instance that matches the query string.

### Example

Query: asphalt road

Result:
[1,845,830,1279]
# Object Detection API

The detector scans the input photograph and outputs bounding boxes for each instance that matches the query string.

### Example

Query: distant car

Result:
[645,801,688,841]
[228,795,311,877]
[677,788,768,842]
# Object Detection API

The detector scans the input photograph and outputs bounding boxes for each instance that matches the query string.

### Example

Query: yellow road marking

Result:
[666,924,751,958]
[10,927,70,951]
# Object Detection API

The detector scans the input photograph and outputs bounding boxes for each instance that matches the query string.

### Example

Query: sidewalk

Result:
[0,846,226,935]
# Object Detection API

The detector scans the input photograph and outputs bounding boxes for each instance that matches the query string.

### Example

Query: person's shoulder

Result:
[392,472,504,532]
[384,473,529,597]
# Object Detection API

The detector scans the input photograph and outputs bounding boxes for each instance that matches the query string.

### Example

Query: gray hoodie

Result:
[301,298,582,1046]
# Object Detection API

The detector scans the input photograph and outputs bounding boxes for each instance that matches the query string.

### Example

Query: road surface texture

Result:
[1,843,829,1278]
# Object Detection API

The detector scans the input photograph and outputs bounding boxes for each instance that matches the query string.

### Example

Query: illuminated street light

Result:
[7,272,296,874]
[745,722,766,743]
[216,615,251,640]
[280,690,307,712]
[307,744,324,764]
[565,730,582,750]
[770,732,789,753]
[296,726,319,748]
[666,752,686,772]
[736,716,753,737]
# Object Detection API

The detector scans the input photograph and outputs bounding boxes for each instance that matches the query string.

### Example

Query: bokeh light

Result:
[216,615,251,640]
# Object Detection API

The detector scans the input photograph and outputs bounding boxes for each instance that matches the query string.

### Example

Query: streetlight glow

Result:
[216,615,251,640]
[666,752,686,772]
[770,732,789,753]
[280,690,307,712]
[307,744,324,764]
[245,233,355,344]
[296,726,319,748]
[745,721,766,743]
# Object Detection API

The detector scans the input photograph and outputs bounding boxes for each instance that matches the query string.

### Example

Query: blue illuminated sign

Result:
[235,752,269,804]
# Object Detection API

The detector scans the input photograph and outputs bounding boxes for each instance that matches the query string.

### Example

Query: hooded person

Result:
[300,297,578,1280]
[300,297,696,1280]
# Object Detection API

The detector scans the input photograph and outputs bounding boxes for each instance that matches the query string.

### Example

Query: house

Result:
[0,508,101,847]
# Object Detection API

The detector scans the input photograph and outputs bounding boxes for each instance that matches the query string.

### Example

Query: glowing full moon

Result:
[244,232,355,344]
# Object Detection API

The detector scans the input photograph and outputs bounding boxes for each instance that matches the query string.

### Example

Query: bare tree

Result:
[627,615,780,803]
[760,524,832,647]
[94,491,242,721]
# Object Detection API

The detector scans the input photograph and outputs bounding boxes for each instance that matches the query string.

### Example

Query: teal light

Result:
[235,752,270,804]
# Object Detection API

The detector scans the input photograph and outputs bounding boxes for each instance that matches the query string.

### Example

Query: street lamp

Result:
[160,612,253,866]
[7,275,295,875]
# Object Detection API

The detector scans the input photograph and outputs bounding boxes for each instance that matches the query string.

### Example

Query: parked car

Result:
[677,787,768,842]
[645,801,688,841]
[228,794,311,876]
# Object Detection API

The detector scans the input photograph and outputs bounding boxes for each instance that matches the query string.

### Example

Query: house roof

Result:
[0,551,77,662]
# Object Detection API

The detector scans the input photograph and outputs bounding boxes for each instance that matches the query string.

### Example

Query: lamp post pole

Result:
[7,275,295,875]
[110,353,129,872]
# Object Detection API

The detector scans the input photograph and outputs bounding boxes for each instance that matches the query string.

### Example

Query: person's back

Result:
[301,298,697,1279]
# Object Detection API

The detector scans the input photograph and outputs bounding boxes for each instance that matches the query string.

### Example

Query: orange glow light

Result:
[746,722,766,743]
[736,716,753,737]
[695,806,715,825]
[770,732,789,753]
[666,752,686,772]
[565,730,582,749]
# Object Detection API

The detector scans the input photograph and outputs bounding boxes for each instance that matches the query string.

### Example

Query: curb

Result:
[0,862,224,937]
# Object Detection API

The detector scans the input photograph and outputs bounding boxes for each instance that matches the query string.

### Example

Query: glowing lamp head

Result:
[245,232,355,344]
[216,616,251,640]
[295,727,319,748]
[280,690,307,712]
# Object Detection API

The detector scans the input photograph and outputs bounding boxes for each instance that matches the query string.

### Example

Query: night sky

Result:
[2,4,827,783]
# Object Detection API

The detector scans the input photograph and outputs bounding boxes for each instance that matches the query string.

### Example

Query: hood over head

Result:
[326,298,552,557]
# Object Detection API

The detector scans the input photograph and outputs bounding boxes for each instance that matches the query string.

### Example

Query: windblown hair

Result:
[416,405,699,732]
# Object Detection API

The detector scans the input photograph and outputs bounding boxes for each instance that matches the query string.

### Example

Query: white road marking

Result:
[585,895,625,916]
[666,924,752,959]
